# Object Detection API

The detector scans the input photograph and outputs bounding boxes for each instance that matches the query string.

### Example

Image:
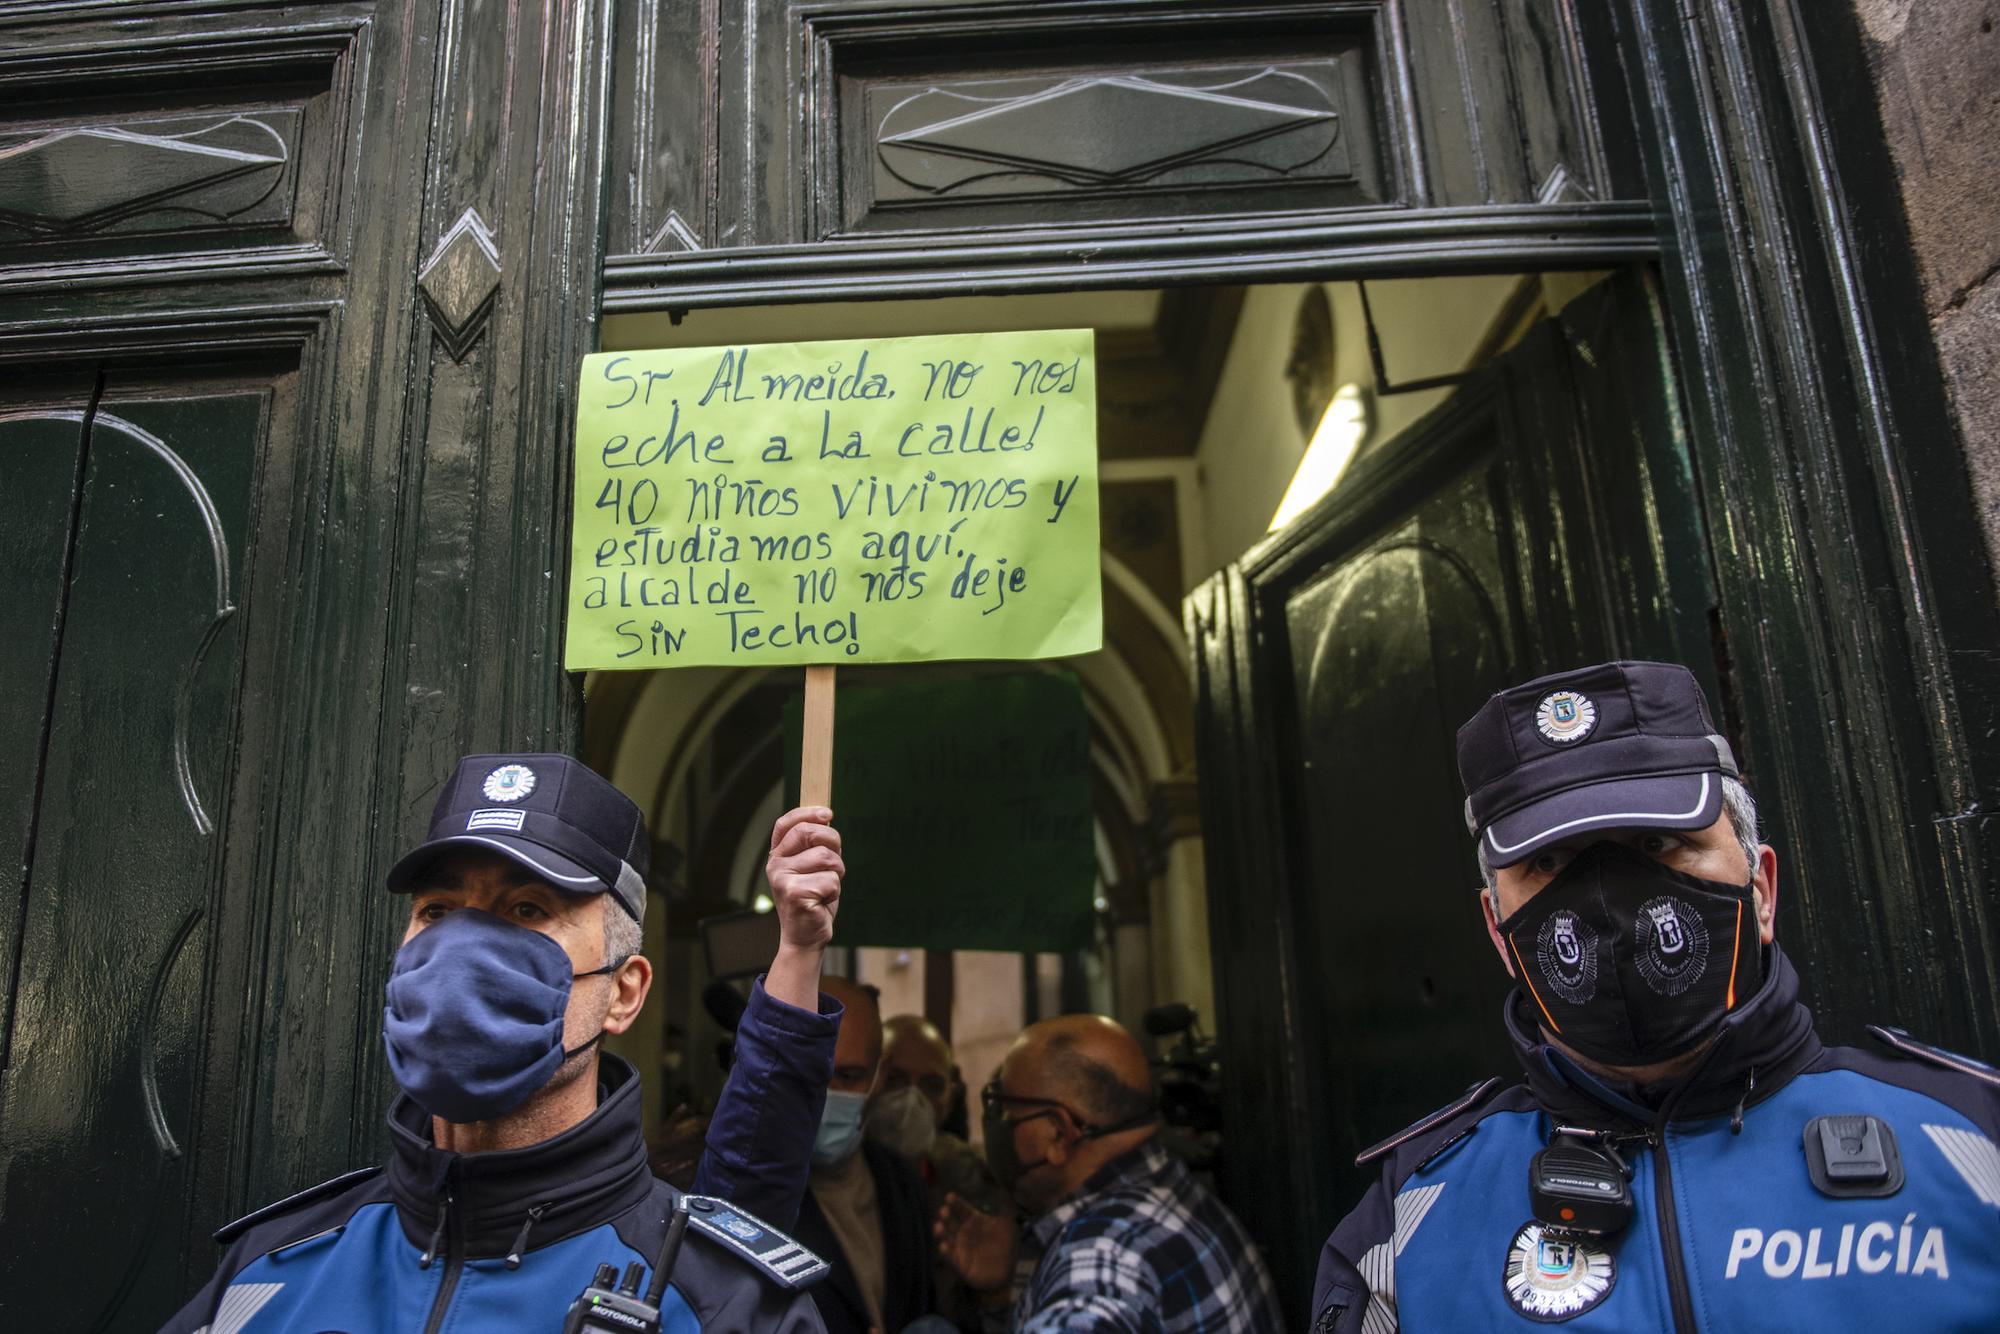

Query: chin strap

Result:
[562,1032,606,1062]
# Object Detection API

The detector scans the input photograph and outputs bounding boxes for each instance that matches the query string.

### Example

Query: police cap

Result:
[1457,661,1738,868]
[385,753,649,920]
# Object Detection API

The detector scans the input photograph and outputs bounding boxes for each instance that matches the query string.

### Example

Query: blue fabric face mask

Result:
[812,1089,868,1168]
[382,907,615,1123]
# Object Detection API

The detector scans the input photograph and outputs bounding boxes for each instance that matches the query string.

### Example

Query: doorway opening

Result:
[583,270,1629,1157]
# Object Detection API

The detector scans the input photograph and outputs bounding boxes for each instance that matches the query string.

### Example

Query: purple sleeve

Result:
[691,974,841,1230]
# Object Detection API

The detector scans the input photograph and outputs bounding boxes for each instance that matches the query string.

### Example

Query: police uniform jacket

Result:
[1312,944,2000,1332]
[162,976,841,1333]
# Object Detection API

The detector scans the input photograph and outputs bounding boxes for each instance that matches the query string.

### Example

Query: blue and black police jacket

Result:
[161,978,839,1333]
[1312,946,2000,1331]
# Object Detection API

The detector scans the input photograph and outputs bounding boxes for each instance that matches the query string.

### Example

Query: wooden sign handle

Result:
[800,664,836,809]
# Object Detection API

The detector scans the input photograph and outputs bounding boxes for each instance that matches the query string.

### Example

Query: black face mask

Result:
[981,1093,1155,1213]
[982,1100,1051,1199]
[1496,841,1761,1067]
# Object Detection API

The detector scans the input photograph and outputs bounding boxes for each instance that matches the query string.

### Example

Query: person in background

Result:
[934,1014,1282,1332]
[873,1015,1003,1330]
[874,1015,952,1138]
[797,978,939,1333]
[873,1014,1002,1208]
[940,1062,971,1141]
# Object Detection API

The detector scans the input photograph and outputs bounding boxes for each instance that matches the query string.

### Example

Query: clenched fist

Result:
[761,806,843,1010]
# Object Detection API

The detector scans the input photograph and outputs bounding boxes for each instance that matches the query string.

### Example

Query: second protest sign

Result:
[564,328,1101,669]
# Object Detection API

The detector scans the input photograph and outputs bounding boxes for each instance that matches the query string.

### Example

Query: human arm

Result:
[691,976,841,1229]
[1012,1230,1161,1334]
[690,806,846,1230]
[1312,1173,1396,1334]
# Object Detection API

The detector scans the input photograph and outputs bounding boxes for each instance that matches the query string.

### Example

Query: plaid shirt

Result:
[1006,1138,1283,1333]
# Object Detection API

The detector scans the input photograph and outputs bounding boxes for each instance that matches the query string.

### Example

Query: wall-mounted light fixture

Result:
[1270,382,1373,531]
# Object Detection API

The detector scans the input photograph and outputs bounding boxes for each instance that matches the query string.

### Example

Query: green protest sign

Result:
[783,672,1097,954]
[564,329,1101,669]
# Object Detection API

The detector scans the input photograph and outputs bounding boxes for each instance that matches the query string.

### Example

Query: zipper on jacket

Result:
[1647,1031,1735,1334]
[420,1192,464,1334]
[1647,1123,1697,1334]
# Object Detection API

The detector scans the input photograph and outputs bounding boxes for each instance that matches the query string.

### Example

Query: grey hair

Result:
[604,901,643,968]
[1478,775,1762,916]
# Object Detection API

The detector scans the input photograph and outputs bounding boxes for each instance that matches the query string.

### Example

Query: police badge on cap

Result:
[385,753,651,922]
[482,763,537,802]
[1535,691,1597,744]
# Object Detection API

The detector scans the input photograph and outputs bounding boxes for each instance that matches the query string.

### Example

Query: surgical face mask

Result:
[865,1085,938,1159]
[813,1089,868,1168]
[382,907,617,1123]
[1495,841,1762,1068]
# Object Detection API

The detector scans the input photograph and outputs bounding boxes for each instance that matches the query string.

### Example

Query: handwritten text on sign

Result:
[564,329,1101,669]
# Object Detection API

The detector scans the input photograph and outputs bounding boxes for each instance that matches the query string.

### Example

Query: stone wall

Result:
[1855,0,2000,563]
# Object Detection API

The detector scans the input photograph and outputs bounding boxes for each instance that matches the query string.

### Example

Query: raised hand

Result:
[762,806,842,1009]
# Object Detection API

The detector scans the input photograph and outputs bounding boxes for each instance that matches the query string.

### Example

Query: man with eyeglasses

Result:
[934,1013,1281,1332]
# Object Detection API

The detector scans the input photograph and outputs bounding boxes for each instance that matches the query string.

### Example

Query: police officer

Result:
[163,754,844,1332]
[1313,662,2000,1331]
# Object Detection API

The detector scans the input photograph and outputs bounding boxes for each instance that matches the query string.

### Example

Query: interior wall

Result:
[1191,274,1532,576]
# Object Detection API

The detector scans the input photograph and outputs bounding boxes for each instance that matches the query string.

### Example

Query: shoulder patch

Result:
[1357,1077,1507,1167]
[213,1166,383,1245]
[1868,1025,2000,1091]
[684,1196,829,1291]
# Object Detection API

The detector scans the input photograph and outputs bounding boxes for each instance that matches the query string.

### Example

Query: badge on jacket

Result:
[1503,1222,1616,1319]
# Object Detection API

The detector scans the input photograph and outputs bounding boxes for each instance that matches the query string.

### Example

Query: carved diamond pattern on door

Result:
[416,207,504,359]
[0,116,290,234]
[878,69,1341,191]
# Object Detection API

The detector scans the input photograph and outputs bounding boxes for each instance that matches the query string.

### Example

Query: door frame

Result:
[5,0,1985,1323]
[601,2,2000,1046]
[593,0,2000,1310]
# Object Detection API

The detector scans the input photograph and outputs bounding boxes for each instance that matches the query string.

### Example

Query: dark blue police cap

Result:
[385,753,649,921]
[1457,661,1738,868]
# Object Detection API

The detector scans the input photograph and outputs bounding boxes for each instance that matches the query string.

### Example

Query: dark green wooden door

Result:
[1188,271,1718,1316]
[0,384,258,1327]
[0,1,612,1325]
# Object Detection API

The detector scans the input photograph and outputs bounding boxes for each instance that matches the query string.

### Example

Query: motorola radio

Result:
[563,1196,693,1334]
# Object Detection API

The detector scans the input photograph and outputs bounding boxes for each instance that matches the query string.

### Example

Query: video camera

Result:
[1143,1002,1224,1173]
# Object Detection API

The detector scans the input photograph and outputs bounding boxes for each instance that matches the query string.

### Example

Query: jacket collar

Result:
[384,1053,655,1259]
[1025,1136,1175,1250]
[1505,942,1822,1129]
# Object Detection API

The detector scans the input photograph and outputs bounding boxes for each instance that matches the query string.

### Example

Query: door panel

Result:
[0,387,259,1329]
[1285,484,1524,1177]
[0,1,612,1324]
[602,1,1655,307]
[0,406,89,1063]
[1189,271,1717,1316]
